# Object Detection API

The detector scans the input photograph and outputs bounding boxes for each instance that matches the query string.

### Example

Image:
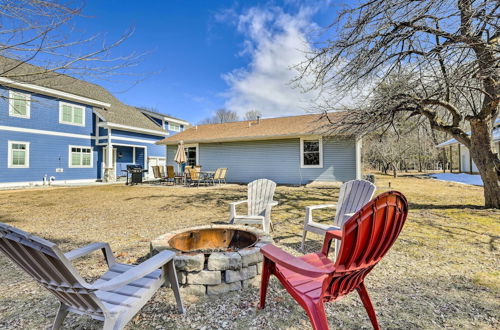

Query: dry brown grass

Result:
[0,174,498,329]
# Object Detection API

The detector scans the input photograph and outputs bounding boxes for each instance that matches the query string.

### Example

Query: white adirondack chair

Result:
[229,179,278,234]
[301,179,376,252]
[0,223,184,330]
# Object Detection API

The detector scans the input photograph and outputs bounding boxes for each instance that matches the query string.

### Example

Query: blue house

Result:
[157,113,362,185]
[0,56,189,186]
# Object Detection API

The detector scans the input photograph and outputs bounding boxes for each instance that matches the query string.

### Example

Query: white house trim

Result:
[138,108,190,126]
[7,140,30,168]
[59,101,86,127]
[0,77,111,108]
[8,90,31,119]
[68,145,93,168]
[0,125,92,139]
[111,136,160,144]
[99,122,169,136]
[355,138,362,179]
[300,137,323,169]
[0,178,98,188]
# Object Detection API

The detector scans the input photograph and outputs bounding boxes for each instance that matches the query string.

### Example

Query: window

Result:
[69,146,93,168]
[59,102,85,126]
[9,90,31,118]
[184,146,197,166]
[8,141,30,168]
[168,122,181,132]
[300,137,323,168]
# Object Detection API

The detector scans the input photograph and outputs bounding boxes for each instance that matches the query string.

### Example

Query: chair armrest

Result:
[91,250,176,291]
[260,244,333,277]
[65,242,116,266]
[269,201,278,206]
[229,200,248,206]
[306,204,336,211]
[321,230,343,256]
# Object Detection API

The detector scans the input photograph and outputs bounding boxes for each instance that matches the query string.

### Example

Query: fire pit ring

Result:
[151,225,273,296]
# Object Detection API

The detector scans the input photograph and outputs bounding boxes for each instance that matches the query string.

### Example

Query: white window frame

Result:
[9,90,31,119]
[59,101,85,127]
[184,143,199,166]
[168,122,181,132]
[8,141,30,168]
[300,137,323,169]
[68,145,93,168]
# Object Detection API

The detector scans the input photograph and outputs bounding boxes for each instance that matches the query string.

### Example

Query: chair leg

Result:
[258,258,273,309]
[305,301,330,330]
[52,302,69,330]
[357,282,380,330]
[165,260,185,314]
[102,316,119,330]
[301,230,307,251]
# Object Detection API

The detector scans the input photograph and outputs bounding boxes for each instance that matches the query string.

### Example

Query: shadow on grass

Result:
[408,202,484,210]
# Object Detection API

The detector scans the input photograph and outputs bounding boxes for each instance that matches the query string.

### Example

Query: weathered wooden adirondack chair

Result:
[229,178,278,234]
[259,191,408,330]
[0,223,184,330]
[301,179,376,252]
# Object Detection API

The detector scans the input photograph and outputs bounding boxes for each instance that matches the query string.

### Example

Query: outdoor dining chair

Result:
[218,168,228,184]
[188,168,206,187]
[229,178,278,234]
[301,179,375,252]
[259,191,408,330]
[152,165,165,183]
[0,223,184,330]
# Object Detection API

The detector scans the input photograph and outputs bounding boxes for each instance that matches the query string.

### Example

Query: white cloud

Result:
[220,6,322,118]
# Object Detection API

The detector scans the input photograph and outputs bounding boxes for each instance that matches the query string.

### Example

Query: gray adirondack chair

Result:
[229,178,278,234]
[0,223,184,330]
[301,179,376,252]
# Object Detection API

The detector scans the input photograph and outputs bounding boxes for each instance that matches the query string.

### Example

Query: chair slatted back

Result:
[247,179,277,216]
[159,166,166,177]
[0,224,104,315]
[323,191,408,301]
[189,168,200,180]
[213,168,222,180]
[166,165,175,179]
[219,168,228,180]
[334,180,376,226]
[184,165,193,175]
[152,165,161,179]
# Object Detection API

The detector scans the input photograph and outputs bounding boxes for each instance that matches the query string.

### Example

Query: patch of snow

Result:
[430,173,483,186]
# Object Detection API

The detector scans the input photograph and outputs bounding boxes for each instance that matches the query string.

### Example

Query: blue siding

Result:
[0,86,94,136]
[0,131,97,183]
[166,138,356,185]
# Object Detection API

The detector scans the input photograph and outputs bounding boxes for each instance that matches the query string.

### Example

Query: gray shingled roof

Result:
[0,56,167,134]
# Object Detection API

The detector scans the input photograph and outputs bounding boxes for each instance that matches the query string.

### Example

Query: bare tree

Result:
[0,0,140,81]
[297,0,500,208]
[244,110,262,121]
[201,109,239,124]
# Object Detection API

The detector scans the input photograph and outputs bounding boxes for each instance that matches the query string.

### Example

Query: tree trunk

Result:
[469,120,500,208]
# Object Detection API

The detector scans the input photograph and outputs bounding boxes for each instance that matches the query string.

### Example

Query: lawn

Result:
[0,174,498,329]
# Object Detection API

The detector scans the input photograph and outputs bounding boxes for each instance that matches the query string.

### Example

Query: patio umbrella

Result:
[174,140,186,173]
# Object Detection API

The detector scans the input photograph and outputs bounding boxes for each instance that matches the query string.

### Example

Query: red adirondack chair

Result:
[259,191,408,330]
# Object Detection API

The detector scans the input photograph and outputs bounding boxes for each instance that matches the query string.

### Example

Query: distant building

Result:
[436,119,500,173]
[0,56,189,186]
[157,113,362,185]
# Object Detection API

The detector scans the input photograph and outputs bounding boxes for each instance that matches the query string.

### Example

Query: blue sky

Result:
[74,1,339,123]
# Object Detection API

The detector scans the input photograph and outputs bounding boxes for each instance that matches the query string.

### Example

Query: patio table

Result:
[200,171,216,184]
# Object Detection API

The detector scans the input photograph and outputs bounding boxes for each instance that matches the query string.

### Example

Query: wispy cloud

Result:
[219,5,322,118]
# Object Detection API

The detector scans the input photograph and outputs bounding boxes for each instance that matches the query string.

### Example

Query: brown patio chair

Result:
[188,168,206,187]
[219,168,228,184]
[0,223,184,330]
[152,165,165,183]
[212,168,222,185]
[166,165,175,185]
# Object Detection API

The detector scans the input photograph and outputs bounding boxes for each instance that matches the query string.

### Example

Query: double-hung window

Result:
[8,141,30,168]
[300,137,323,168]
[168,122,181,132]
[59,102,85,126]
[9,90,31,118]
[69,146,93,168]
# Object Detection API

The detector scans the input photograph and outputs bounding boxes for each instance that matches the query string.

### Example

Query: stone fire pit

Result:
[150,224,273,296]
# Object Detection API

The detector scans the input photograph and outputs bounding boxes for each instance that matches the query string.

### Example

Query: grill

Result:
[125,164,148,185]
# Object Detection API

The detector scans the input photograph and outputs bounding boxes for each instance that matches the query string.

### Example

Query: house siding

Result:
[0,131,97,183]
[166,138,357,184]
